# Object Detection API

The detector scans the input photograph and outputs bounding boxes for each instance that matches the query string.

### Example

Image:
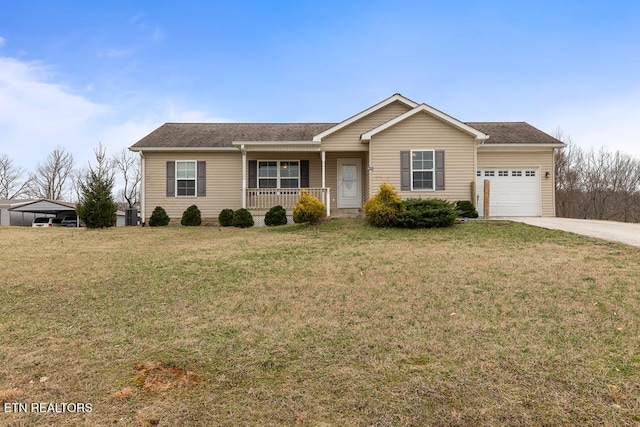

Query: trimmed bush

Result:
[149,206,170,227]
[265,205,288,226]
[396,198,459,229]
[232,208,254,228]
[456,200,479,218]
[363,182,403,227]
[293,190,326,225]
[181,204,202,226]
[218,209,234,227]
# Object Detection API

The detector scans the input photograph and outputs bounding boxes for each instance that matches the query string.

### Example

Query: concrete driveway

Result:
[501,217,640,247]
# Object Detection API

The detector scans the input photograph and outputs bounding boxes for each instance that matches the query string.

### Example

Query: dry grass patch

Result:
[0,388,24,403]
[133,362,201,393]
[0,220,638,426]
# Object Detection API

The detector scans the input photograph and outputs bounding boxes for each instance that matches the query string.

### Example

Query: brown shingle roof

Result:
[131,123,337,148]
[466,122,562,144]
[130,121,560,149]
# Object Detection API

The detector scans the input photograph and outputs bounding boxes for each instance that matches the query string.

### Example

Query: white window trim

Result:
[410,149,435,191]
[257,160,300,189]
[176,160,197,197]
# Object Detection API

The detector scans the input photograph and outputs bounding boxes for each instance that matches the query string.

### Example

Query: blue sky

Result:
[1,0,639,171]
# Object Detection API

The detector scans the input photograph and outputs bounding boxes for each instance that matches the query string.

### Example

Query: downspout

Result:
[241,145,247,209]
[140,152,146,226]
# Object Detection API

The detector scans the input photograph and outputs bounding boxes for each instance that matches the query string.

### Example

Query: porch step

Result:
[331,208,363,218]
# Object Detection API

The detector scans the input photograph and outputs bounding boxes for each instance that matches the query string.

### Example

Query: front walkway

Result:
[501,217,640,247]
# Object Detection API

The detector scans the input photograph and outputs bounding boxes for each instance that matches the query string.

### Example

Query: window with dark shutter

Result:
[300,160,309,188]
[402,150,446,191]
[197,161,206,197]
[166,161,175,197]
[248,160,258,188]
[400,151,411,191]
[435,150,445,190]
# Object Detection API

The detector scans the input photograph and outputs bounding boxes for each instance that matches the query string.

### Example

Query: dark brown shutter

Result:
[300,160,309,188]
[166,161,175,197]
[400,151,411,191]
[248,160,257,188]
[197,161,206,197]
[435,150,445,190]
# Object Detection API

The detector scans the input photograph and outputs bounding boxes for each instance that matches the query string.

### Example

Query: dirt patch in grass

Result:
[133,362,200,393]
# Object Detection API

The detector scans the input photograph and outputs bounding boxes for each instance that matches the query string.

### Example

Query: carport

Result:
[7,199,79,227]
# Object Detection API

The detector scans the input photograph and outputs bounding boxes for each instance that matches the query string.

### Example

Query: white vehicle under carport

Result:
[32,217,63,227]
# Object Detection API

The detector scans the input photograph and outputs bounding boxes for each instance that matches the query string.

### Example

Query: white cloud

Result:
[0,56,232,181]
[0,57,110,170]
[0,36,6,48]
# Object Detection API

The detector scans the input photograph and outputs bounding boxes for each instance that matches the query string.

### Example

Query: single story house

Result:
[129,93,565,224]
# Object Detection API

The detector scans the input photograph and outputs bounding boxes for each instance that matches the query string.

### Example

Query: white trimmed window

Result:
[411,150,434,190]
[176,161,196,196]
[258,161,299,189]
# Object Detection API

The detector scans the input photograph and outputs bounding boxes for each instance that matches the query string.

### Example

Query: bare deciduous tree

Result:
[112,148,140,209]
[28,147,75,200]
[555,130,640,222]
[0,154,29,199]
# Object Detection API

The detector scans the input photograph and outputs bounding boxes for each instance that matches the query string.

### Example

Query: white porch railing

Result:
[246,188,331,216]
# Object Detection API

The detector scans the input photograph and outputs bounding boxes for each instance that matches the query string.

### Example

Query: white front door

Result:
[337,158,361,208]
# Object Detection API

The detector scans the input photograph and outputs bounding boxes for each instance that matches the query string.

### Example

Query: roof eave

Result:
[478,143,568,149]
[128,146,237,152]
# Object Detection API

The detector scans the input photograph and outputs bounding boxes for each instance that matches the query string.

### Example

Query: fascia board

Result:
[128,146,238,152]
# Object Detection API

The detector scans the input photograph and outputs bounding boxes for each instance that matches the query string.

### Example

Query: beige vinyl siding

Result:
[321,101,411,151]
[325,152,367,212]
[143,151,242,222]
[477,148,556,217]
[247,152,322,188]
[369,112,476,202]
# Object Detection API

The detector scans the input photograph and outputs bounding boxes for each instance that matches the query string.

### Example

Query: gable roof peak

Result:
[361,103,490,142]
[312,93,418,142]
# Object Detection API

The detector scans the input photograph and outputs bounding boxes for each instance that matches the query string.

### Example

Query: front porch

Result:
[234,140,367,217]
[245,187,331,216]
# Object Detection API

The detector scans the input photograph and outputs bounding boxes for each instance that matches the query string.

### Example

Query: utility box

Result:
[125,209,139,226]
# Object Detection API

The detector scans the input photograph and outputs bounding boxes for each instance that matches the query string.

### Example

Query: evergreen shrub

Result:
[293,190,325,225]
[232,208,254,228]
[181,204,202,226]
[265,205,287,226]
[218,209,234,227]
[456,200,479,218]
[363,182,403,227]
[396,198,459,228]
[149,206,170,226]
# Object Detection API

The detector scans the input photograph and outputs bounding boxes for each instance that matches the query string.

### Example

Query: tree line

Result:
[0,146,140,210]
[555,132,640,223]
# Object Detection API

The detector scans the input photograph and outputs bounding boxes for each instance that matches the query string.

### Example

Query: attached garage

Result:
[476,168,541,217]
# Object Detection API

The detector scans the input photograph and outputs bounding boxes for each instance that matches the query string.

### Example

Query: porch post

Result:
[321,151,329,217]
[321,150,326,189]
[241,145,247,209]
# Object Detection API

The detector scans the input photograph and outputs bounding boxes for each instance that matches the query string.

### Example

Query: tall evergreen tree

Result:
[76,144,117,228]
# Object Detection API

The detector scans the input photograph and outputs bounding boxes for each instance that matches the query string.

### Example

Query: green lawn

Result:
[0,220,639,426]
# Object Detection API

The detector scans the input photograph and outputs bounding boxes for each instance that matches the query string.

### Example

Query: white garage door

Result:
[476,168,541,217]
